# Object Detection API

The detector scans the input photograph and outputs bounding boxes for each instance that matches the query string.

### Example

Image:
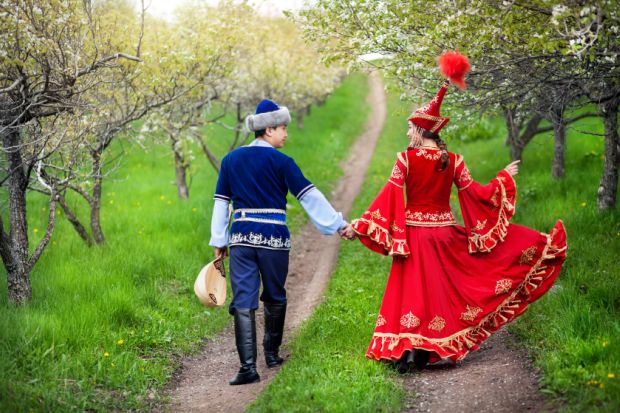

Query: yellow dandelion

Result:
[117,339,125,345]
[580,202,586,207]
[159,195,165,201]
[608,373,616,379]
[109,200,114,205]
[599,383,605,389]
[192,208,197,213]
[33,228,39,234]
[103,352,110,357]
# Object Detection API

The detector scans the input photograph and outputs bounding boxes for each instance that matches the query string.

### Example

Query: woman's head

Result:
[407,121,450,171]
[407,122,424,148]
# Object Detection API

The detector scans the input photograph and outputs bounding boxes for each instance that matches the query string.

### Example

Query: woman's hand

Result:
[504,160,520,177]
[338,224,357,240]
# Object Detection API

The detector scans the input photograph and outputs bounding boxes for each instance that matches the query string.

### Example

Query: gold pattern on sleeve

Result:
[390,222,405,233]
[519,246,537,264]
[428,315,446,332]
[458,165,473,189]
[390,163,405,180]
[376,314,387,327]
[370,209,388,222]
[460,305,483,321]
[400,312,421,328]
[495,279,512,295]
[474,219,487,231]
[490,188,500,208]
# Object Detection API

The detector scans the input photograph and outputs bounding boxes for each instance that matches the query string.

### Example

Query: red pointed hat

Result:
[408,51,471,134]
[408,82,450,134]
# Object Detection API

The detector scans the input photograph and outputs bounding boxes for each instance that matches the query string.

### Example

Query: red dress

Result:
[352,146,567,363]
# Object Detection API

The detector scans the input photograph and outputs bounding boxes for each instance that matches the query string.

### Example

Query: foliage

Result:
[0,73,369,412]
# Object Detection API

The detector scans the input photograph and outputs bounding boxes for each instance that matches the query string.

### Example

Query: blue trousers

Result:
[229,246,289,315]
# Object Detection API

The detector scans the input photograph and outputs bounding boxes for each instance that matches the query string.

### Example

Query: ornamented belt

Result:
[233,208,287,225]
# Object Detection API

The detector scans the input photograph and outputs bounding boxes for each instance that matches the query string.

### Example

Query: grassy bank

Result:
[0,73,369,412]
[248,87,619,411]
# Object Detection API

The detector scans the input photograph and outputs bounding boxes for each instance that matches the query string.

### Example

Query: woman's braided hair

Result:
[420,128,450,171]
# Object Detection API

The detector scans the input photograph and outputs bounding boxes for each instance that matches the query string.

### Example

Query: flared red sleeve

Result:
[352,153,409,257]
[454,155,517,254]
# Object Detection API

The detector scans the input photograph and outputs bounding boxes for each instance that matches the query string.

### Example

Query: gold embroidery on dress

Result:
[400,311,421,328]
[428,315,446,332]
[495,279,512,295]
[369,209,387,222]
[474,219,487,231]
[405,209,456,225]
[460,305,483,321]
[458,165,473,186]
[390,222,405,233]
[376,314,387,327]
[409,337,425,346]
[390,164,405,180]
[519,246,537,264]
[490,188,500,207]
[416,148,442,161]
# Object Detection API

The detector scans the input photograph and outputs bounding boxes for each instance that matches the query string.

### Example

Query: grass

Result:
[248,87,620,411]
[0,72,369,412]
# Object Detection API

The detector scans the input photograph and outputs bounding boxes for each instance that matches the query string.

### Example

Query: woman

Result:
[347,80,567,371]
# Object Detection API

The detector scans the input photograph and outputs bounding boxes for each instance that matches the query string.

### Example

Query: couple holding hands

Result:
[209,57,567,385]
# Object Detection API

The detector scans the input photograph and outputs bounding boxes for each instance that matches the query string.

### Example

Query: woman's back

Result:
[404,146,458,227]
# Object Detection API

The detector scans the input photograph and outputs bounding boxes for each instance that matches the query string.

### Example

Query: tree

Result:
[0,0,139,303]
[296,0,619,209]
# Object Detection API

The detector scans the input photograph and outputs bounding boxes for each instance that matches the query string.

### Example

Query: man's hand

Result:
[214,247,228,259]
[338,224,357,241]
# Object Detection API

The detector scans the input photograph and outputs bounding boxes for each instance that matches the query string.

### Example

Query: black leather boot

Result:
[229,309,260,385]
[395,350,414,374]
[413,349,430,369]
[263,302,286,368]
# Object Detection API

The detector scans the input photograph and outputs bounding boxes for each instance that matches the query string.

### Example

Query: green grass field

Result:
[248,88,620,412]
[0,73,369,412]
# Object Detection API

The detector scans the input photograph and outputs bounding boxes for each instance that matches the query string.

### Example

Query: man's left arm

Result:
[299,188,348,235]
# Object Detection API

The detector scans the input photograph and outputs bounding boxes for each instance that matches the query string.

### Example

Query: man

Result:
[209,99,352,385]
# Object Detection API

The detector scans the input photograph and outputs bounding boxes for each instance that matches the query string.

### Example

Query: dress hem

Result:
[366,219,567,363]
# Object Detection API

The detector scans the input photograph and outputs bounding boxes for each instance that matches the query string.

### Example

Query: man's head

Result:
[246,99,291,146]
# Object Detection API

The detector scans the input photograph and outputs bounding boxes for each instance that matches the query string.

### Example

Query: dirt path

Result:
[402,329,554,413]
[157,71,387,413]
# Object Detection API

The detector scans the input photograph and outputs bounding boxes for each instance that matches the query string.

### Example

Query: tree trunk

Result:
[551,106,567,180]
[504,108,523,160]
[196,134,221,172]
[58,195,94,246]
[597,99,619,210]
[1,129,32,304]
[90,151,105,245]
[296,110,305,130]
[173,147,189,199]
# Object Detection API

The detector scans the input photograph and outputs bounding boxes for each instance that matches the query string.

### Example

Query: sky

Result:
[141,0,311,20]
